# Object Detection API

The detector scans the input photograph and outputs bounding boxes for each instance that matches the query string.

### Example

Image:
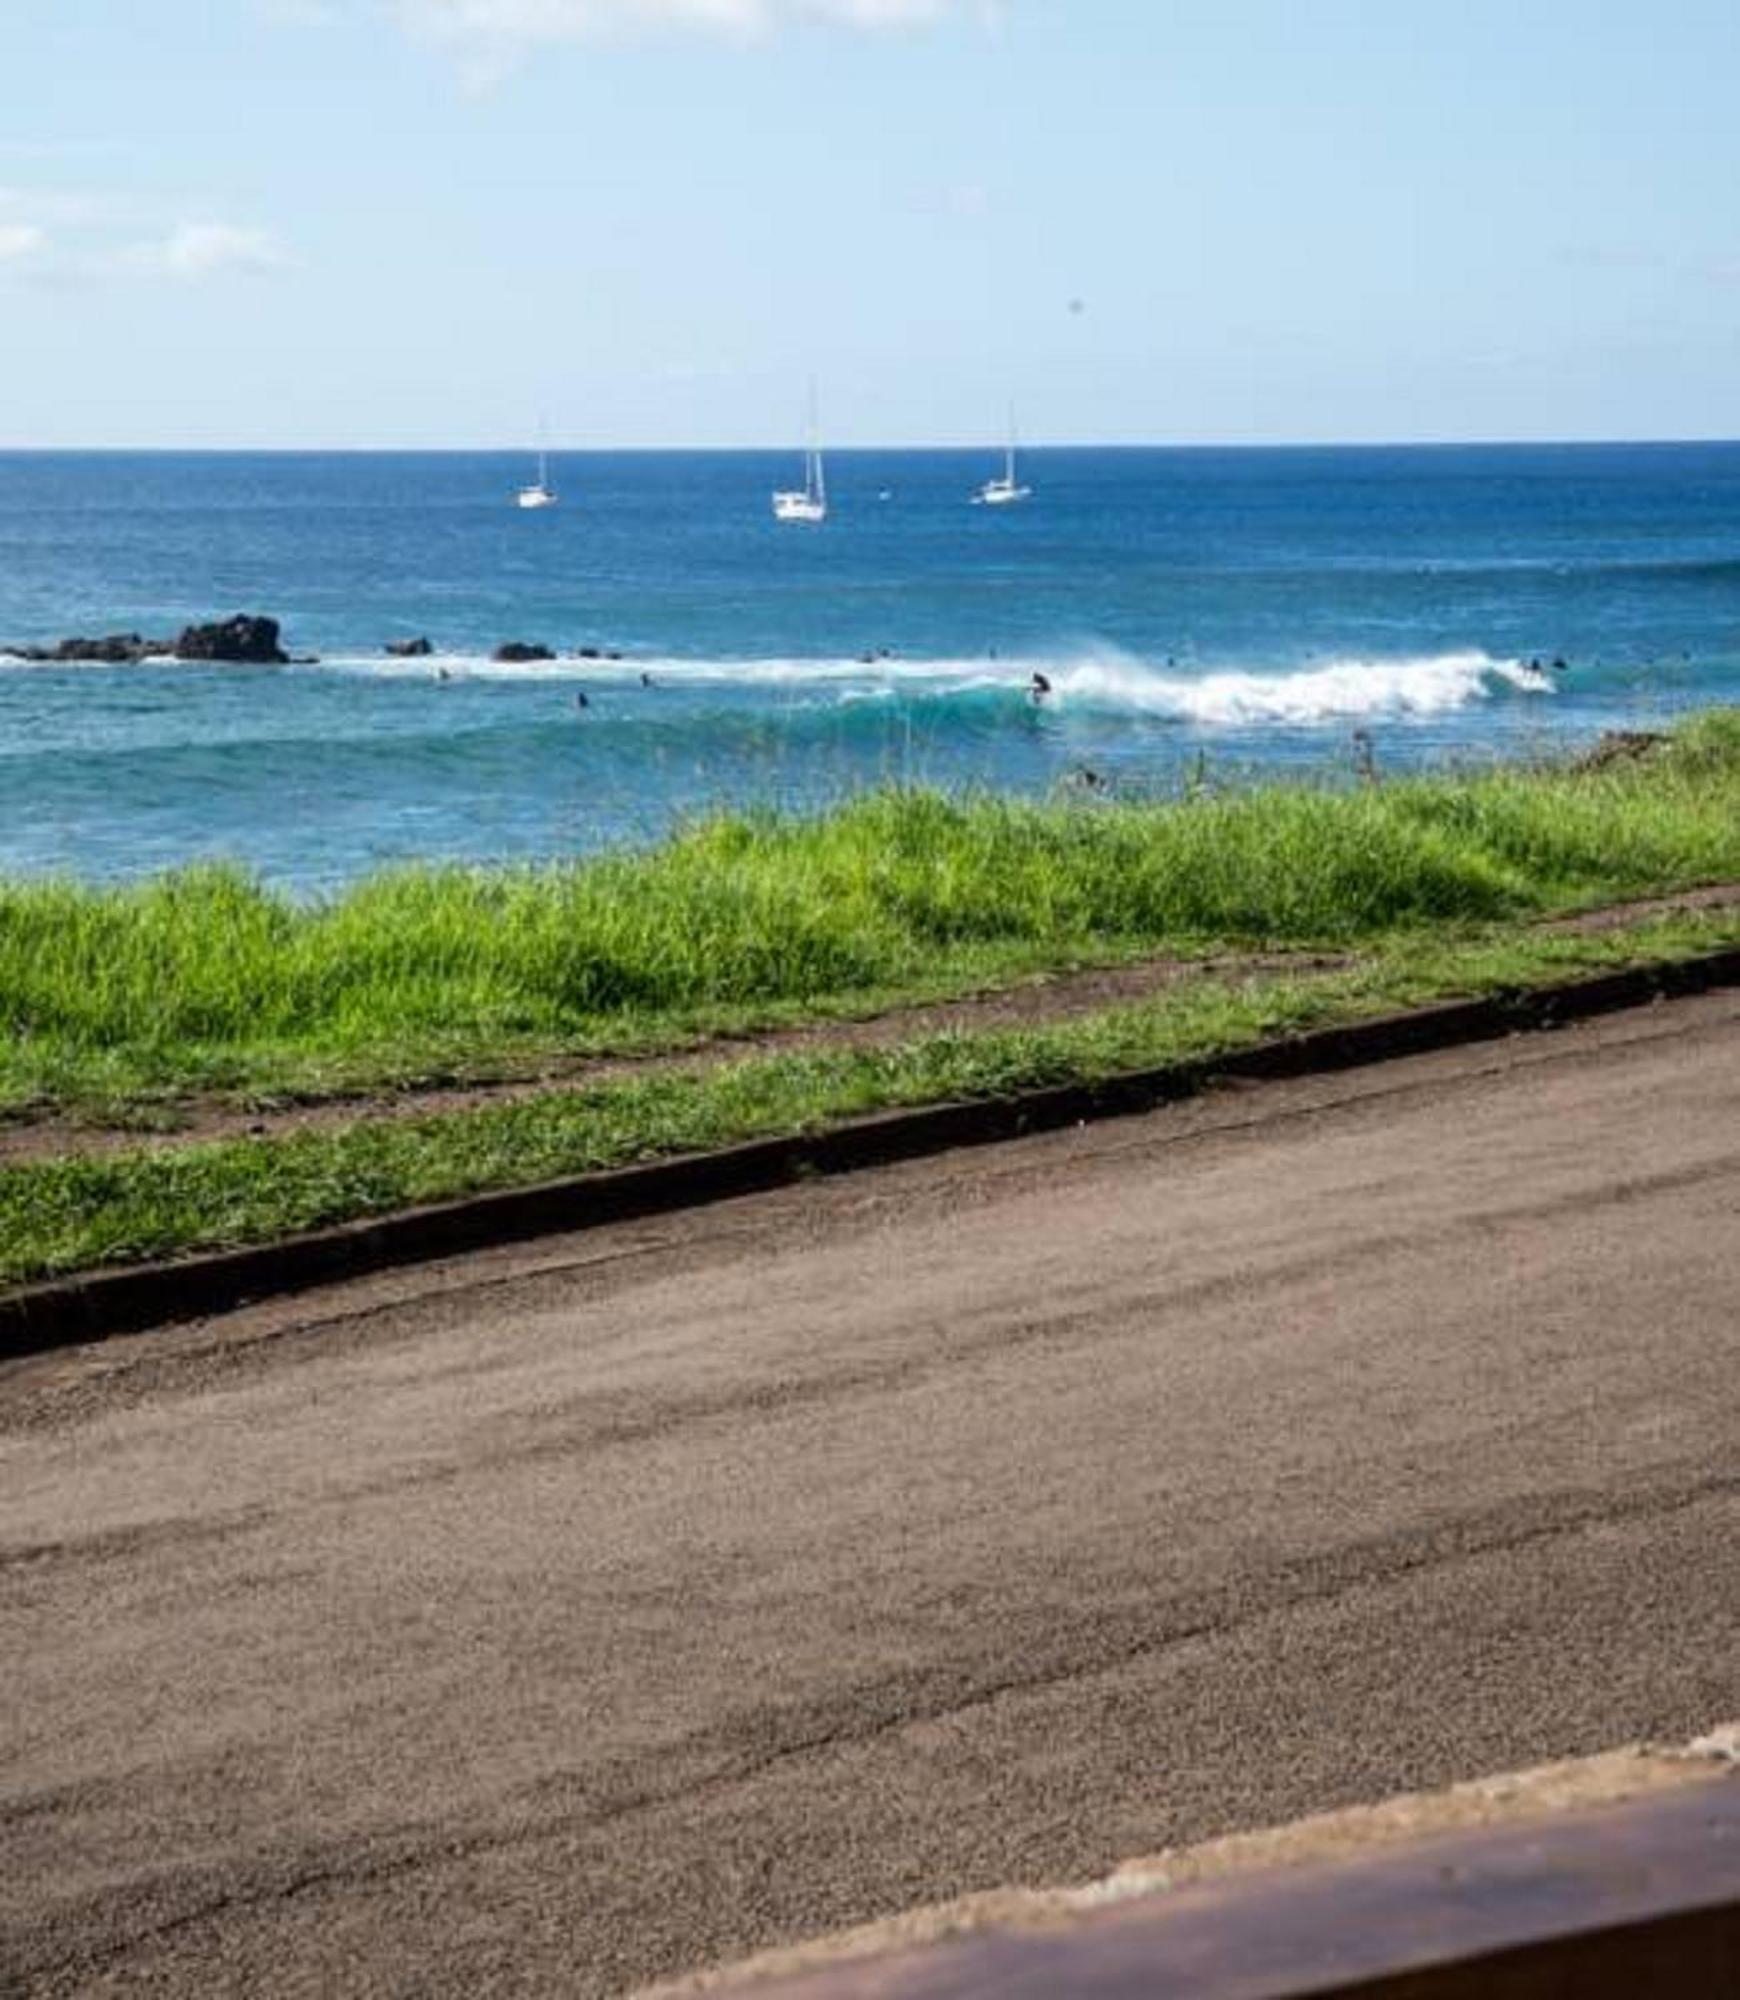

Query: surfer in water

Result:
[574,691,590,712]
[1029,671,1052,705]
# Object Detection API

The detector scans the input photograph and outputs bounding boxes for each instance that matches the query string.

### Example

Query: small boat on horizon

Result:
[516,438,558,511]
[974,407,1032,507]
[773,386,828,524]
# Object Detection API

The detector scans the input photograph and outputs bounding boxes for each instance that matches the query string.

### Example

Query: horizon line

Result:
[3,435,1740,456]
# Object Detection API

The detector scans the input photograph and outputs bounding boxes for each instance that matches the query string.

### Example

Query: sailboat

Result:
[974,408,1031,507]
[516,438,558,510]
[772,388,827,523]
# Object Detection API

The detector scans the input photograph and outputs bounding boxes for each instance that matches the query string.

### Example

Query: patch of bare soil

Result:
[1568,728,1668,773]
[1536,878,1740,935]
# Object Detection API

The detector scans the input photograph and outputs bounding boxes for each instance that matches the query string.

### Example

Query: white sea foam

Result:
[309,644,1553,721]
[312,650,1002,685]
[1045,648,1553,723]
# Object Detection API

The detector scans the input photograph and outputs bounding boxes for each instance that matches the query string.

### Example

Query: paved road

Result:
[4,992,1738,1996]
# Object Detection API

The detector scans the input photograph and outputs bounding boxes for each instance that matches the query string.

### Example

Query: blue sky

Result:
[2,0,1738,447]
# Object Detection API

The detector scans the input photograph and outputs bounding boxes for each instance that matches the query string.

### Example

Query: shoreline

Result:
[0,653,1709,897]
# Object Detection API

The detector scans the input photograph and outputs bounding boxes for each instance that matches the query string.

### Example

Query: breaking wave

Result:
[313,644,1554,726]
[1040,648,1552,723]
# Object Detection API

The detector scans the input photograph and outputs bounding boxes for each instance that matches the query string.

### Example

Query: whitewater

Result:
[317,646,1552,724]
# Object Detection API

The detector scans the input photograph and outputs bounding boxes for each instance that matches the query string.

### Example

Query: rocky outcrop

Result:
[174,616,288,665]
[386,637,434,658]
[493,641,554,664]
[1,633,170,663]
[2,616,292,665]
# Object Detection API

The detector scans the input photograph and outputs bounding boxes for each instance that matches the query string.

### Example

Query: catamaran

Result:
[516,441,558,510]
[773,390,827,523]
[974,409,1031,507]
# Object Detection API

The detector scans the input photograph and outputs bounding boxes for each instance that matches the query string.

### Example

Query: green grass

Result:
[3,905,1737,1290]
[4,708,1740,1122]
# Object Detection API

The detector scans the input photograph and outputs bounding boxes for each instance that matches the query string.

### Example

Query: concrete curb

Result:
[684,1751,1740,2000]
[4,945,1738,1361]
[640,1729,1740,1996]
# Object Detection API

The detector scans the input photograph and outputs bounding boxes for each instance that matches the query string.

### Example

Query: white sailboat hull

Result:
[975,411,1032,506]
[772,491,827,522]
[517,436,558,509]
[774,388,827,523]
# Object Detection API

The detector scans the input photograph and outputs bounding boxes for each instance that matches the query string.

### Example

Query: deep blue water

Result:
[2,445,1737,888]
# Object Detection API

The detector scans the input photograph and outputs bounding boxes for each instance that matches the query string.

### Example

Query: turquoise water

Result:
[1,444,1737,887]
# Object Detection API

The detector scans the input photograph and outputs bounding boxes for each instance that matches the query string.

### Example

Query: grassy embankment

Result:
[5,710,1740,1124]
[2,712,1739,1287]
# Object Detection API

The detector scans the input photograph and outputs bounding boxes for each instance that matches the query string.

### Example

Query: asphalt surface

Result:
[4,990,1738,1996]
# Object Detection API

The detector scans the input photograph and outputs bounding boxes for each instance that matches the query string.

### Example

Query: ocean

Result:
[2,443,1737,889]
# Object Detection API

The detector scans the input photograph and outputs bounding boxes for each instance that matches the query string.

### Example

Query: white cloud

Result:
[0,222,47,262]
[0,191,290,285]
[133,222,290,278]
[390,0,959,53]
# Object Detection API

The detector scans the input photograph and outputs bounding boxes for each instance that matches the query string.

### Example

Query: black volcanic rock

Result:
[2,632,170,663]
[492,641,555,663]
[386,637,434,658]
[174,615,289,664]
[62,633,165,663]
